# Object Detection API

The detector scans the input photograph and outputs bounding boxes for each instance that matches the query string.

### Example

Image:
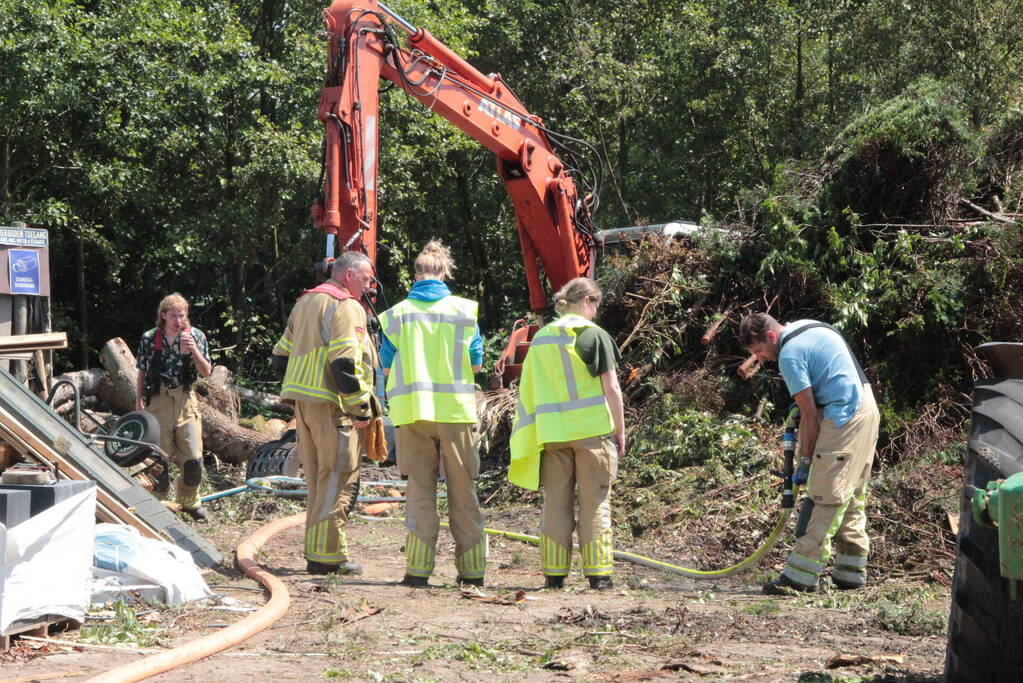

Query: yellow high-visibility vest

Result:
[380,296,478,425]
[508,314,613,490]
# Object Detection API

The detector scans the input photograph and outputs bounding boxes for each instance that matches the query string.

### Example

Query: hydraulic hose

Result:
[200,476,431,503]
[85,512,303,683]
[355,485,799,581]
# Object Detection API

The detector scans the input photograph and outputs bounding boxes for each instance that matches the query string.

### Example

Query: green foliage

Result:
[415,641,527,673]
[743,599,781,616]
[80,601,164,647]
[824,77,981,223]
[872,598,948,636]
[626,393,771,480]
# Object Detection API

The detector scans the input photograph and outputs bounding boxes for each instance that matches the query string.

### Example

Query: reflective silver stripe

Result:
[320,462,342,521]
[782,565,819,587]
[788,551,826,575]
[385,313,401,340]
[452,320,468,383]
[321,302,338,346]
[393,311,476,327]
[512,403,532,433]
[536,394,606,415]
[834,554,868,568]
[529,335,573,347]
[557,333,579,401]
[831,568,866,584]
[510,395,607,437]
[393,348,405,389]
[389,381,475,397]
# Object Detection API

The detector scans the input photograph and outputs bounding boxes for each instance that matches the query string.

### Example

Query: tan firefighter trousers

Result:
[295,401,363,565]
[148,386,203,510]
[398,421,486,580]
[783,385,880,589]
[540,434,618,578]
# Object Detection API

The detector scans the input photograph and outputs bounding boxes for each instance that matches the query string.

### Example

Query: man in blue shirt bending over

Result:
[740,312,880,594]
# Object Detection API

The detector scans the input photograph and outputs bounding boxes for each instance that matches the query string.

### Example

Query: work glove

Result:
[364,417,389,463]
[793,459,811,486]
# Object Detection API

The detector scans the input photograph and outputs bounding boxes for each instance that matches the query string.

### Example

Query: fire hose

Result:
[86,413,801,680]
[200,410,803,580]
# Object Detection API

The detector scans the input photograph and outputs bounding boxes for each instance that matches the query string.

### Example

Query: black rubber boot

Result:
[544,575,565,589]
[307,560,363,576]
[183,506,208,521]
[457,576,484,587]
[831,576,865,591]
[401,574,430,587]
[588,576,613,591]
[762,574,817,595]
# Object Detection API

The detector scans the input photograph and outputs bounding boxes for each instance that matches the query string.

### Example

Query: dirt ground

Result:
[1,484,949,683]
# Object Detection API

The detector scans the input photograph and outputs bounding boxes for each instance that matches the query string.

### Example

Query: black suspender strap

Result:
[778,322,868,384]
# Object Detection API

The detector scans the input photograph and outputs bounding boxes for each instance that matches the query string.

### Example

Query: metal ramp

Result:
[0,367,222,567]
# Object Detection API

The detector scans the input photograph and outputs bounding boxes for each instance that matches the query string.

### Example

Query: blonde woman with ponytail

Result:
[508,277,625,590]
[378,240,487,588]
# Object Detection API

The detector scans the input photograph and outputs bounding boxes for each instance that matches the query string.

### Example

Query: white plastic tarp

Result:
[0,487,96,633]
[93,524,212,605]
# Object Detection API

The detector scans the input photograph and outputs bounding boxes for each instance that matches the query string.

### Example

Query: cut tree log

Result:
[48,368,106,410]
[199,403,268,465]
[195,365,240,420]
[99,337,140,414]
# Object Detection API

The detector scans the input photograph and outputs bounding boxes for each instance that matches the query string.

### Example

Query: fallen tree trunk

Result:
[195,365,240,420]
[200,403,268,465]
[49,367,106,410]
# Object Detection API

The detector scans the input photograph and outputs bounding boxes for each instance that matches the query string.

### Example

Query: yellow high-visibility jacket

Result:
[508,314,613,490]
[379,295,478,425]
[273,290,377,419]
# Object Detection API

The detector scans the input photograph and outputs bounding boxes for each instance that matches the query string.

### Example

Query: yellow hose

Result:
[357,485,798,580]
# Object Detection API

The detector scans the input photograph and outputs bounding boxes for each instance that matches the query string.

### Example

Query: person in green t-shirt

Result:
[509,277,625,590]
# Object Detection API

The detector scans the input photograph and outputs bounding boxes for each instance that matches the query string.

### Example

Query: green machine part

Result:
[971,471,1023,599]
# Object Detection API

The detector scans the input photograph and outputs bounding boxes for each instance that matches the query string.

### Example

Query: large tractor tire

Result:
[945,343,1023,682]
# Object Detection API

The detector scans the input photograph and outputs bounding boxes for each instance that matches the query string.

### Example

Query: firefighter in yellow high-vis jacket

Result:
[508,277,626,591]
[272,252,378,576]
[378,240,487,588]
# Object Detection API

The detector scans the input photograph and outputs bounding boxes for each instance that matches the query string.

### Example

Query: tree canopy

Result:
[2,0,1022,436]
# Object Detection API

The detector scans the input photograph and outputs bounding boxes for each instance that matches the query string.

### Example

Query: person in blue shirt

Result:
[740,312,880,594]
[379,240,487,587]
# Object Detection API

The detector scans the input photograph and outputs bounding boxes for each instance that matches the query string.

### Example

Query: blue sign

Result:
[9,249,41,295]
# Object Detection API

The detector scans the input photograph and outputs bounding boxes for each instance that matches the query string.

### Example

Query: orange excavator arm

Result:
[311,0,598,315]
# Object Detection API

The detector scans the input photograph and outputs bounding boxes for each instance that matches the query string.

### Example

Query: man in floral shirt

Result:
[135,293,213,520]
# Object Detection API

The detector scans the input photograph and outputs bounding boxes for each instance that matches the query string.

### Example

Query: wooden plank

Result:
[1,615,77,652]
[0,332,67,352]
[0,407,162,540]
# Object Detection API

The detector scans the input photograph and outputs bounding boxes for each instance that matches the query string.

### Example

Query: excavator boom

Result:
[312,0,597,315]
